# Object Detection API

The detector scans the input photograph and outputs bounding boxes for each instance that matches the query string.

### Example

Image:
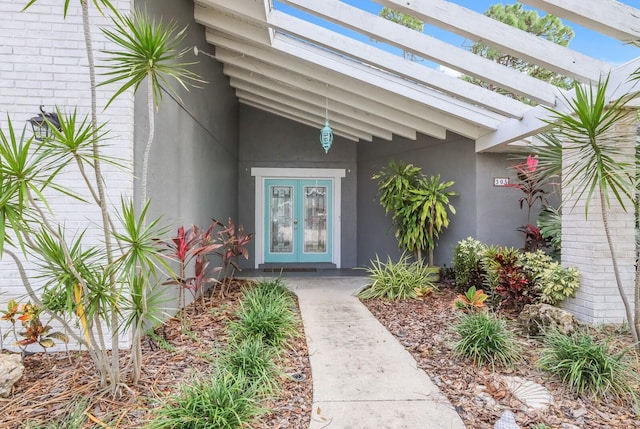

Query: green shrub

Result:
[539,262,580,305]
[230,293,298,349]
[358,253,438,300]
[519,250,553,285]
[452,312,521,369]
[537,205,562,257]
[537,330,638,401]
[222,337,281,395]
[148,371,263,429]
[452,237,486,291]
[519,251,580,306]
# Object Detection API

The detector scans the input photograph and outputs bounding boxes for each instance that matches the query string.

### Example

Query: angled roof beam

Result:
[194,3,272,45]
[267,9,530,118]
[271,34,504,127]
[226,70,420,140]
[195,0,269,25]
[475,58,640,152]
[232,81,395,140]
[216,48,448,139]
[280,0,558,106]
[376,0,612,83]
[205,29,484,138]
[196,5,508,129]
[520,0,640,42]
[241,99,361,142]
[237,90,376,141]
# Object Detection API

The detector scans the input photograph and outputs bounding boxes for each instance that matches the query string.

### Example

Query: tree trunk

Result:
[600,187,638,342]
[81,0,119,390]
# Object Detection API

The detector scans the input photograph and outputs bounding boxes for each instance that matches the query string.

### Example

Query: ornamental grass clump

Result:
[148,371,264,429]
[452,312,521,369]
[230,282,298,349]
[537,330,639,401]
[242,279,295,309]
[221,337,281,395]
[358,253,438,300]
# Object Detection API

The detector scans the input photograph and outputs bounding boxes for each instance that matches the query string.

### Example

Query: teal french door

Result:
[264,179,333,263]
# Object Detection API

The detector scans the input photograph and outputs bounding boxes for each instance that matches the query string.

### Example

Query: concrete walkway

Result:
[285,277,466,429]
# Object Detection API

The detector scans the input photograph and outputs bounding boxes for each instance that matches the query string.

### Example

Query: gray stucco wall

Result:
[135,0,239,229]
[357,133,475,268]
[238,105,358,269]
[356,133,529,268]
[475,153,529,248]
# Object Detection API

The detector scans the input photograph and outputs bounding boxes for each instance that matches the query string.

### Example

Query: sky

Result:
[273,0,640,67]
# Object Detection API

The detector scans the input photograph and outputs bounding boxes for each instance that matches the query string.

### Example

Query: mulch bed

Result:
[363,286,640,429]
[4,280,640,429]
[0,280,312,429]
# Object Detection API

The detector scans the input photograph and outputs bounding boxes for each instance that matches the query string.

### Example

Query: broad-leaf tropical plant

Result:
[373,161,456,265]
[406,174,456,266]
[538,75,639,343]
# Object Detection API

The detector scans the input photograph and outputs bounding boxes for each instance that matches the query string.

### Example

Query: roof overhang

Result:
[194,0,640,152]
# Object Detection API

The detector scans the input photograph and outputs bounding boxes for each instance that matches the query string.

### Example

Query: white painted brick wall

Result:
[561,111,636,324]
[0,0,134,351]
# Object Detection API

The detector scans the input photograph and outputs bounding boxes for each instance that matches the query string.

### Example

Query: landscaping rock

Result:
[518,303,579,336]
[474,385,498,408]
[0,353,24,397]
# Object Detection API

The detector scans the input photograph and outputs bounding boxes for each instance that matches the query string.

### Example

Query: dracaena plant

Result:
[158,222,221,313]
[212,218,254,297]
[538,74,640,344]
[6,0,202,391]
[100,8,204,212]
[373,161,456,266]
[506,155,549,250]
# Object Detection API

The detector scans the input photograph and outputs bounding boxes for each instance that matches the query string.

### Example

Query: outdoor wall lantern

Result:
[320,98,333,153]
[27,105,61,141]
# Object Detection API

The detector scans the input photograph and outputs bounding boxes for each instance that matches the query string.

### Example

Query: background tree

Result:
[466,3,574,101]
[377,7,424,61]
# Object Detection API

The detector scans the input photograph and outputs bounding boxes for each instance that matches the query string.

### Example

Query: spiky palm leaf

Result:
[100,9,204,108]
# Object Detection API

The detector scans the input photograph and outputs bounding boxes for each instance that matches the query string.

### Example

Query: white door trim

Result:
[251,167,346,268]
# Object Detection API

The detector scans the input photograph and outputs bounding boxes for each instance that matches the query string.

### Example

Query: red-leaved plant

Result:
[506,155,549,251]
[212,218,254,297]
[492,251,537,310]
[158,223,221,312]
[517,223,546,252]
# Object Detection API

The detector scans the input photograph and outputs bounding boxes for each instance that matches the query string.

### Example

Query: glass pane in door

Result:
[269,185,293,253]
[303,185,327,253]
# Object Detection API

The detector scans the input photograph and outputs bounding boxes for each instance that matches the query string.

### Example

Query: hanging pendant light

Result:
[320,97,333,153]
